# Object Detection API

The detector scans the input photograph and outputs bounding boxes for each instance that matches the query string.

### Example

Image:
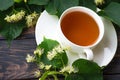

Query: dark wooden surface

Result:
[0,26,120,80]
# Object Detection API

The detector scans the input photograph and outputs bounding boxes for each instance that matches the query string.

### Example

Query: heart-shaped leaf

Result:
[0,21,25,44]
[69,59,103,80]
[72,59,102,73]
[45,0,58,15]
[98,2,120,27]
[45,0,79,16]
[0,0,14,11]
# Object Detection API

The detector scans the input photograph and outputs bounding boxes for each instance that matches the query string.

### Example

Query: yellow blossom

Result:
[54,45,64,53]
[26,54,35,62]
[34,48,44,56]
[45,65,52,70]
[10,14,16,21]
[34,70,41,77]
[4,10,25,23]
[47,49,57,60]
[26,11,39,27]
[95,0,105,5]
[60,66,74,74]
[24,0,27,3]
[38,62,45,69]
[47,45,65,60]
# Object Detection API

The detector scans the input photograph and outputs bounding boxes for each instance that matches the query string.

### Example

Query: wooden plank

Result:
[0,39,38,80]
[104,75,120,80]
[103,57,120,74]
[19,27,35,39]
[116,29,120,57]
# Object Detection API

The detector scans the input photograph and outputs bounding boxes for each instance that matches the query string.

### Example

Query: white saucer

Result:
[35,10,117,67]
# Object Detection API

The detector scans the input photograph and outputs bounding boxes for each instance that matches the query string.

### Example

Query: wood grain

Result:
[104,75,120,80]
[0,27,37,80]
[0,39,38,80]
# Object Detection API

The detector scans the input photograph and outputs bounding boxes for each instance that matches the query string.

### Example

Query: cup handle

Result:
[83,48,94,60]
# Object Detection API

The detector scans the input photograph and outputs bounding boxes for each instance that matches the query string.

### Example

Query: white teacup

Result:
[58,6,104,60]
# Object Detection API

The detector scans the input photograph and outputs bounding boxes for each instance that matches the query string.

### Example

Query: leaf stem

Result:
[39,71,65,80]
[60,55,65,67]
[53,75,58,80]
[11,5,17,14]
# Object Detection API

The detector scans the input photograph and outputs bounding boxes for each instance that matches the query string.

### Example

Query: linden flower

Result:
[47,49,57,61]
[4,10,25,23]
[26,54,35,62]
[24,0,27,3]
[94,0,105,5]
[45,65,52,70]
[38,62,45,69]
[34,48,44,56]
[54,45,64,53]
[60,66,74,74]
[26,11,39,27]
[34,70,41,77]
[47,45,65,60]
[62,45,71,51]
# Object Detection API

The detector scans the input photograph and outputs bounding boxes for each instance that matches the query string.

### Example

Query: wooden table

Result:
[0,26,120,80]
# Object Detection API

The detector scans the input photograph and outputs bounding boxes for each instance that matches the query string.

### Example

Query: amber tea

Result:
[61,11,100,46]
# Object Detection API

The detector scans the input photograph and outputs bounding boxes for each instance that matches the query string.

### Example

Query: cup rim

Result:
[59,6,104,48]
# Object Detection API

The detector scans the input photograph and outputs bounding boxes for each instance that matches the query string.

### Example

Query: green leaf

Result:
[0,0,14,11]
[29,5,43,13]
[79,0,97,11]
[71,59,103,80]
[57,0,79,16]
[28,0,49,5]
[112,0,120,3]
[45,0,58,15]
[39,38,59,52]
[72,59,101,73]
[0,21,25,44]
[45,0,79,16]
[51,51,68,68]
[100,2,120,26]
[37,38,68,68]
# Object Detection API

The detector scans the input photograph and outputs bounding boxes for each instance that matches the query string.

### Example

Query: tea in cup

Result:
[58,6,104,60]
